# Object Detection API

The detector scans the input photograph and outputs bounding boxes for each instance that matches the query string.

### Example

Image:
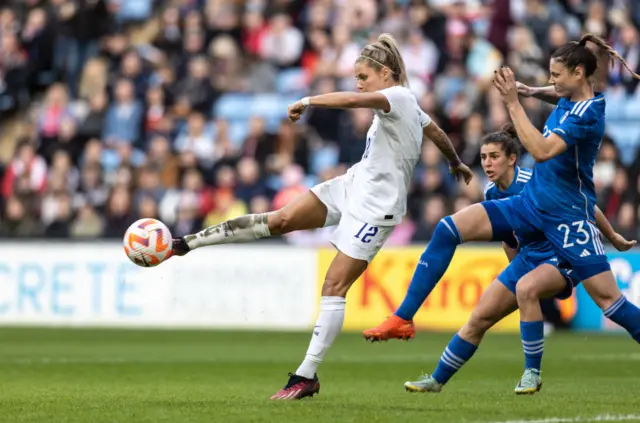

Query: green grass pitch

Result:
[1,328,639,423]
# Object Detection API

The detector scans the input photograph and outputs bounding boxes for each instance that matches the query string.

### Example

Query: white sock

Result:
[295,296,346,379]
[184,213,271,250]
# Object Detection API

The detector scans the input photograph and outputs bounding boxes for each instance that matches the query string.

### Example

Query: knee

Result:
[515,279,539,303]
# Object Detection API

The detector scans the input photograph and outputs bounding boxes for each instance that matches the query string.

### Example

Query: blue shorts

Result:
[484,196,611,281]
[497,254,578,300]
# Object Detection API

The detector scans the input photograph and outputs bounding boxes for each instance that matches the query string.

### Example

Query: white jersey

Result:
[345,86,431,226]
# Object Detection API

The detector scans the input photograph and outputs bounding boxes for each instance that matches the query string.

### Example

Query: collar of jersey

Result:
[496,166,519,193]
[563,92,604,106]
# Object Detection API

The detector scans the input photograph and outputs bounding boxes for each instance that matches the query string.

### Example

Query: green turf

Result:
[1,328,639,423]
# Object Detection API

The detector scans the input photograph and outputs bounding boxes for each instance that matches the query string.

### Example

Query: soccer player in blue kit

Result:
[368,33,640,392]
[396,125,631,395]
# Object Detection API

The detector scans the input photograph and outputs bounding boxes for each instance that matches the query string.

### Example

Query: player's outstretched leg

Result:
[405,281,517,392]
[168,192,328,257]
[271,252,367,400]
[364,203,505,341]
[363,215,463,341]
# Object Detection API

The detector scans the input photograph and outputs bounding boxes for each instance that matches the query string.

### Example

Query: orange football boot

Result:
[362,315,415,342]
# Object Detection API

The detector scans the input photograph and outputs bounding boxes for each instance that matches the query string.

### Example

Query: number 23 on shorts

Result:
[354,223,379,244]
[556,219,605,255]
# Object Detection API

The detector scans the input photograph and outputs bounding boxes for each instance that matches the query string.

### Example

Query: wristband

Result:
[301,97,310,106]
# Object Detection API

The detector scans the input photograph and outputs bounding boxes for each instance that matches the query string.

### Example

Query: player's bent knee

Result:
[451,204,493,242]
[515,279,538,302]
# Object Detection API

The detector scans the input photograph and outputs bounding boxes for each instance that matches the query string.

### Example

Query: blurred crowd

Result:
[1,0,640,245]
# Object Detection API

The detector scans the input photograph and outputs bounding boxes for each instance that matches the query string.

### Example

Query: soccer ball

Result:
[123,218,173,267]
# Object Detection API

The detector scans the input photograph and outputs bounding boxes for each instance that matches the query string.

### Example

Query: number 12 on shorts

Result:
[354,223,379,244]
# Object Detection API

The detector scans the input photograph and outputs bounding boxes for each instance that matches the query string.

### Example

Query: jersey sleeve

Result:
[550,109,591,147]
[419,109,432,128]
[376,86,411,123]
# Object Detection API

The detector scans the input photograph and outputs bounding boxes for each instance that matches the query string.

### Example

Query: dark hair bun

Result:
[501,123,518,139]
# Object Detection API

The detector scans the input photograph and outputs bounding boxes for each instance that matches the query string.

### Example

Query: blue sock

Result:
[520,321,544,372]
[395,217,461,320]
[432,334,478,384]
[605,296,640,343]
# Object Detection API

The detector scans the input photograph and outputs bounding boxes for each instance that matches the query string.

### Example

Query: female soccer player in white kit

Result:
[168,33,473,400]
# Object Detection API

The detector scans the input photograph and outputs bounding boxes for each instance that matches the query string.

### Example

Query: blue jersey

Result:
[483,166,531,201]
[484,167,578,296]
[524,93,606,222]
[484,166,554,260]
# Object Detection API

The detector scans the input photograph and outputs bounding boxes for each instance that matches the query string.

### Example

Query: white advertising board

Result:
[0,243,318,329]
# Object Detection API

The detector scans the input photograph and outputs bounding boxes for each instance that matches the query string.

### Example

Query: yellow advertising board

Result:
[317,246,522,332]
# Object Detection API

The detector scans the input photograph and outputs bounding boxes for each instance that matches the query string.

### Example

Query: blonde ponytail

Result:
[357,33,409,87]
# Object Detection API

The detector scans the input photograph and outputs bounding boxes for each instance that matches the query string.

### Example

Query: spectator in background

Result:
[174,55,216,114]
[153,6,182,66]
[235,157,265,204]
[610,23,640,95]
[37,83,73,155]
[103,185,133,238]
[76,90,108,151]
[0,196,43,237]
[174,111,216,169]
[160,167,205,227]
[70,203,104,238]
[272,163,306,211]
[21,7,54,92]
[400,27,440,94]
[208,34,245,92]
[203,165,246,227]
[0,30,28,112]
[102,78,143,146]
[74,163,109,211]
[413,195,447,242]
[54,0,110,97]
[117,50,149,100]
[144,85,168,134]
[78,57,109,101]
[49,149,79,193]
[2,141,47,199]
[260,13,303,69]
[146,135,179,188]
[508,26,546,85]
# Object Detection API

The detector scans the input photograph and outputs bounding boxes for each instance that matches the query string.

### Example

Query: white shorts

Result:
[310,175,394,263]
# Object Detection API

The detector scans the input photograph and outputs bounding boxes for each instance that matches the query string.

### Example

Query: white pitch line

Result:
[483,414,640,423]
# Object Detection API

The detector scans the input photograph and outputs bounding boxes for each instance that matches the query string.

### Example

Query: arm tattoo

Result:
[429,126,460,165]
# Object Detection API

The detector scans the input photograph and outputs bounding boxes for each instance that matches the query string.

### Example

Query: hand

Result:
[493,66,519,105]
[449,162,474,184]
[288,100,307,123]
[609,233,637,252]
[516,81,536,98]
